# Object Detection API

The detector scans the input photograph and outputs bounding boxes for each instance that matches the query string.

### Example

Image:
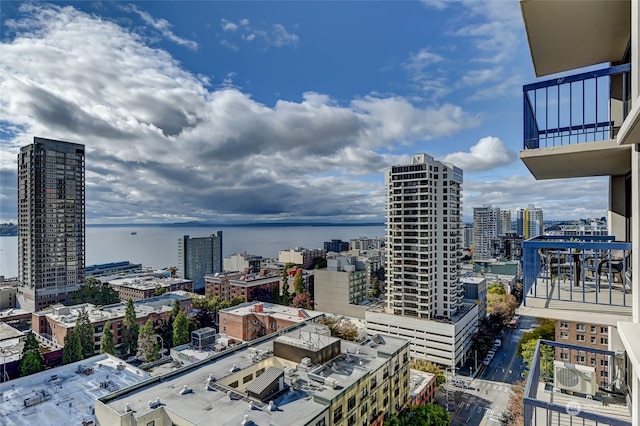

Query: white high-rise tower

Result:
[384,153,464,319]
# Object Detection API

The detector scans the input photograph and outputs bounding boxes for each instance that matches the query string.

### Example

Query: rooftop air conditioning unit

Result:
[553,361,597,396]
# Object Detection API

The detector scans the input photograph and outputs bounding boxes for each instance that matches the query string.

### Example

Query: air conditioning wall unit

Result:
[553,361,597,396]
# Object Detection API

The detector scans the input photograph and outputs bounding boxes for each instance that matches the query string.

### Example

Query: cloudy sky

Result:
[0,1,607,224]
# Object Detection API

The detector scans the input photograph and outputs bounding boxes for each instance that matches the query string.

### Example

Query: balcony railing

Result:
[522,236,632,311]
[524,64,631,149]
[524,339,630,426]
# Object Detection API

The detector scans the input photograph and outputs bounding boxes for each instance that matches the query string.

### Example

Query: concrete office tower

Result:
[17,137,85,312]
[500,209,512,235]
[178,231,222,292]
[385,153,464,319]
[472,206,501,261]
[516,204,544,239]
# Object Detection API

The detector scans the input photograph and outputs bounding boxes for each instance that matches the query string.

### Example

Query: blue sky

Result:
[0,1,608,223]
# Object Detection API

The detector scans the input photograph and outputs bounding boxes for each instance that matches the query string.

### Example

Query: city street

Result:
[439,316,536,426]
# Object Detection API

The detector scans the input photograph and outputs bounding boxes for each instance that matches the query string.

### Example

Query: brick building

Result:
[205,271,281,303]
[555,320,612,388]
[218,301,324,341]
[409,369,437,406]
[106,275,193,301]
[32,294,192,354]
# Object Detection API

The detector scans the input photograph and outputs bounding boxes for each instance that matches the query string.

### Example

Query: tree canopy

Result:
[173,310,190,347]
[137,319,160,362]
[410,359,446,387]
[71,277,120,305]
[100,320,116,355]
[384,404,450,426]
[20,331,45,376]
[122,299,139,356]
[293,269,305,294]
[291,291,314,310]
[76,308,95,358]
[62,328,83,365]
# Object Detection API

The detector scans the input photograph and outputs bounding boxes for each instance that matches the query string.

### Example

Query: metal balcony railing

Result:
[523,64,631,149]
[522,236,632,309]
[524,339,630,426]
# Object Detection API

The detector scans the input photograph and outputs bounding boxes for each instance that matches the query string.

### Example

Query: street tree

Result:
[137,319,160,362]
[291,291,314,310]
[62,328,83,364]
[173,310,190,346]
[76,308,95,358]
[293,269,305,294]
[100,320,116,355]
[20,331,45,376]
[122,299,139,356]
[410,359,446,387]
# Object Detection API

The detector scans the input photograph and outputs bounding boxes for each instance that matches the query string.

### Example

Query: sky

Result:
[0,0,608,224]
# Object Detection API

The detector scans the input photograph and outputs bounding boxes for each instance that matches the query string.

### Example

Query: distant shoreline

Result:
[86,222,385,228]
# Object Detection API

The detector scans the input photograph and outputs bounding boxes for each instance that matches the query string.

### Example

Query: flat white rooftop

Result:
[0,354,150,426]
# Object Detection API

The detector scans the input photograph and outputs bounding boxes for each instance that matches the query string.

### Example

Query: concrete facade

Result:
[177,231,223,292]
[205,270,281,303]
[107,275,193,301]
[314,256,368,319]
[278,247,326,269]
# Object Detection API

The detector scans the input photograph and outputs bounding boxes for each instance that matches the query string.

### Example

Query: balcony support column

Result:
[633,144,640,324]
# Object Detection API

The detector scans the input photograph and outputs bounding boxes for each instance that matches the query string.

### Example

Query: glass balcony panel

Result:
[522,236,632,314]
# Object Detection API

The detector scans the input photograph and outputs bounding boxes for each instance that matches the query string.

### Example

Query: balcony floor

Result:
[529,382,631,426]
[519,275,632,324]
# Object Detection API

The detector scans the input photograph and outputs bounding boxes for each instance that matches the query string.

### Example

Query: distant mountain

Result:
[0,223,17,236]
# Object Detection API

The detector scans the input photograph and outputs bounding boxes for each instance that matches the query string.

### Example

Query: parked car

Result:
[495,339,502,346]
[483,357,491,366]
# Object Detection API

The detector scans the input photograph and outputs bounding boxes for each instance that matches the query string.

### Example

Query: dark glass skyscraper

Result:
[17,137,85,311]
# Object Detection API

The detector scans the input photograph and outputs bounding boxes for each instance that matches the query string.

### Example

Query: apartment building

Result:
[378,154,477,366]
[349,236,385,251]
[31,293,192,353]
[205,270,281,303]
[223,252,262,273]
[278,247,326,269]
[556,321,612,388]
[314,255,368,318]
[17,137,85,312]
[473,205,501,261]
[324,239,349,253]
[95,323,411,426]
[177,232,223,292]
[85,261,143,278]
[516,205,544,239]
[218,301,325,341]
[106,275,193,301]
[517,1,639,424]
[500,209,512,235]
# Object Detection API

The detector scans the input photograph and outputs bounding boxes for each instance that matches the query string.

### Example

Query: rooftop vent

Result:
[148,397,161,409]
[125,403,132,412]
[230,363,240,373]
[267,400,277,411]
[248,401,254,410]
[208,374,216,383]
[179,385,192,395]
[241,414,250,425]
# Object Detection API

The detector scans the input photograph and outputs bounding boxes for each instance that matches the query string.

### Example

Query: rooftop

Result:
[99,323,409,425]
[0,354,150,426]
[410,369,435,399]
[108,275,192,291]
[220,301,325,323]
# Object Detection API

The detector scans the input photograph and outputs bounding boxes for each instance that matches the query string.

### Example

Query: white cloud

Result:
[126,4,198,50]
[0,4,478,223]
[442,136,516,172]
[221,19,238,32]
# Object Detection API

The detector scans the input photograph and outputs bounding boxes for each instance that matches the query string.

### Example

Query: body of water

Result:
[0,225,384,279]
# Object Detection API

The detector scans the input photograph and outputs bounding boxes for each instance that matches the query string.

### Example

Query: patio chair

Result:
[597,249,631,290]
[539,249,573,282]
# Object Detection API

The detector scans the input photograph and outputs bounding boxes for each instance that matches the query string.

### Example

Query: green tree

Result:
[173,310,190,346]
[517,319,555,357]
[137,319,160,362]
[230,295,245,307]
[410,359,446,387]
[100,320,116,355]
[281,279,292,306]
[293,269,305,294]
[20,331,45,376]
[487,283,506,295]
[521,339,554,380]
[62,328,83,364]
[168,266,177,278]
[154,285,166,296]
[384,403,450,426]
[75,308,95,358]
[503,380,525,426]
[369,276,381,298]
[170,299,181,322]
[122,299,139,356]
[20,351,44,377]
[313,257,327,269]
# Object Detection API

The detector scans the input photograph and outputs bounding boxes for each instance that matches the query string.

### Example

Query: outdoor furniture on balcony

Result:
[522,236,632,317]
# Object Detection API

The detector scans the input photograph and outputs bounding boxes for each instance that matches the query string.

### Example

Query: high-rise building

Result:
[500,209,512,235]
[517,1,638,424]
[17,137,85,312]
[516,204,544,239]
[385,153,464,319]
[177,231,222,292]
[472,205,501,261]
[366,153,477,367]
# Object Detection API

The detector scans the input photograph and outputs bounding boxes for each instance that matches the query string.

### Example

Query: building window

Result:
[560,322,568,329]
[600,371,609,378]
[600,327,608,334]
[601,338,608,345]
[243,374,253,384]
[576,356,585,363]
[590,325,596,333]
[360,403,368,416]
[348,414,356,426]
[348,395,356,411]
[560,332,568,339]
[333,406,343,422]
[316,420,326,426]
[590,336,596,344]
[576,324,585,331]
[600,359,609,367]
[576,335,585,342]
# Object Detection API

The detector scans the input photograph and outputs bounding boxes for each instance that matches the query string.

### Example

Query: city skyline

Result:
[0,1,608,224]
